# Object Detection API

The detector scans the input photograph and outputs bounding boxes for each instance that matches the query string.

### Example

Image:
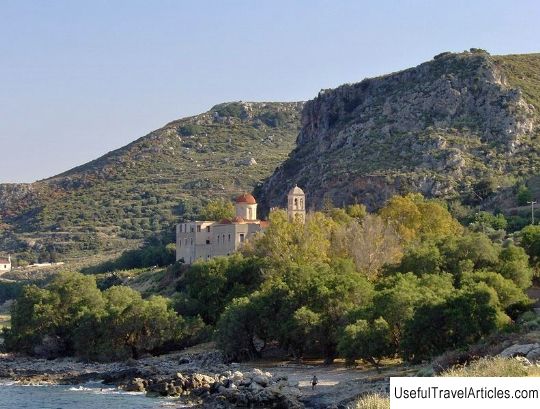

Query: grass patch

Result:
[0,314,10,329]
[442,356,540,377]
[352,394,390,409]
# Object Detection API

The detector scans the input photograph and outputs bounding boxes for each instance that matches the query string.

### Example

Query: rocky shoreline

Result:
[0,348,395,408]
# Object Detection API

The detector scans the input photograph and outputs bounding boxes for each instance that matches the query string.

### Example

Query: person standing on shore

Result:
[311,375,318,390]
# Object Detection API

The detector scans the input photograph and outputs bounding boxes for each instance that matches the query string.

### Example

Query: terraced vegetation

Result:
[0,102,303,263]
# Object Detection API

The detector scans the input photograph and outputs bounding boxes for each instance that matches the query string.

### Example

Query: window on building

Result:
[222,234,225,244]
[206,239,210,245]
[248,208,253,219]
[217,236,220,244]
[228,234,231,242]
[206,226,211,232]
[239,233,245,243]
[190,226,194,232]
[197,225,201,232]
[294,198,298,209]
[190,238,193,245]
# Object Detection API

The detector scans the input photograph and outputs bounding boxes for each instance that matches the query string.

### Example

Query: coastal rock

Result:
[124,377,146,392]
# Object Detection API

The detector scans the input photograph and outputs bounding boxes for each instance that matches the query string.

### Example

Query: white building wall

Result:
[176,221,265,265]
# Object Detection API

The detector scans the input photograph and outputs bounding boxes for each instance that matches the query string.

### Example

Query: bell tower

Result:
[287,185,306,223]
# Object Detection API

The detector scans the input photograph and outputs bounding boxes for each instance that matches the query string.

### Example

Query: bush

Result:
[178,124,202,136]
[213,103,246,119]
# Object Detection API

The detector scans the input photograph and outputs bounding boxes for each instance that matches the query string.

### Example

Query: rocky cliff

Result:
[259,50,540,211]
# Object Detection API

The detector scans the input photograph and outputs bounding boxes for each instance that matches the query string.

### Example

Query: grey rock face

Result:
[259,51,537,212]
[499,343,540,358]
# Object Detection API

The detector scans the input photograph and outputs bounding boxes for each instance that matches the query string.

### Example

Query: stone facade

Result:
[287,185,306,223]
[0,255,11,275]
[176,188,305,265]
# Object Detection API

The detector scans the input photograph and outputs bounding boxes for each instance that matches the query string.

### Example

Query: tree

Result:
[215,259,374,363]
[517,184,532,206]
[519,225,540,274]
[379,194,462,243]
[372,273,454,347]
[401,284,500,362]
[249,210,334,266]
[5,273,197,361]
[199,198,235,221]
[338,317,394,371]
[497,244,533,289]
[332,215,402,279]
[439,233,500,281]
[215,297,262,361]
[461,271,529,311]
[175,254,265,324]
[471,211,508,231]
[286,306,321,359]
[346,204,367,219]
[4,285,61,353]
[393,242,442,276]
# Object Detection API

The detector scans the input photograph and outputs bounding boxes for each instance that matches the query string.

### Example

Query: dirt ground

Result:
[239,359,421,406]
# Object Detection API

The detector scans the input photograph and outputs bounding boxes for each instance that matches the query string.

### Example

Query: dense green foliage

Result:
[170,195,534,365]
[173,254,267,324]
[5,194,537,367]
[3,272,202,361]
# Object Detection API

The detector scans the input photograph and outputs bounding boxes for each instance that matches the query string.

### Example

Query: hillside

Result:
[258,50,540,213]
[0,102,303,263]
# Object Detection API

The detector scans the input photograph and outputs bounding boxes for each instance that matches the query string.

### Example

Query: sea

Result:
[0,381,190,409]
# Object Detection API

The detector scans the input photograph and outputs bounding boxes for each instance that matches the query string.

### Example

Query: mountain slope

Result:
[0,102,303,262]
[259,50,540,212]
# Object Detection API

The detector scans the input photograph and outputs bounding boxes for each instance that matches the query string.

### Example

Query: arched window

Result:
[294,198,298,209]
[300,198,304,208]
[248,208,253,219]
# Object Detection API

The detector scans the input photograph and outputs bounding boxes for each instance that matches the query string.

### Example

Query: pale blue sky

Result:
[1,0,539,182]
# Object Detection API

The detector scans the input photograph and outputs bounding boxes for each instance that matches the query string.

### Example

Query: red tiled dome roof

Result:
[235,193,257,204]
[232,216,245,223]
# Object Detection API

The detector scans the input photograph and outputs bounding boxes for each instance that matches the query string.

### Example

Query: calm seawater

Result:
[0,382,188,409]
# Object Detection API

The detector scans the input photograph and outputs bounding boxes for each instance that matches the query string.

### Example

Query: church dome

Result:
[235,193,257,204]
[288,185,304,195]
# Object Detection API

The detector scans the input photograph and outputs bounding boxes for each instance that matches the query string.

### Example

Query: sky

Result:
[1,0,539,183]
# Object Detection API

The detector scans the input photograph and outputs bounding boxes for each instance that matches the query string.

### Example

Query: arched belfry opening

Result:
[287,185,306,223]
